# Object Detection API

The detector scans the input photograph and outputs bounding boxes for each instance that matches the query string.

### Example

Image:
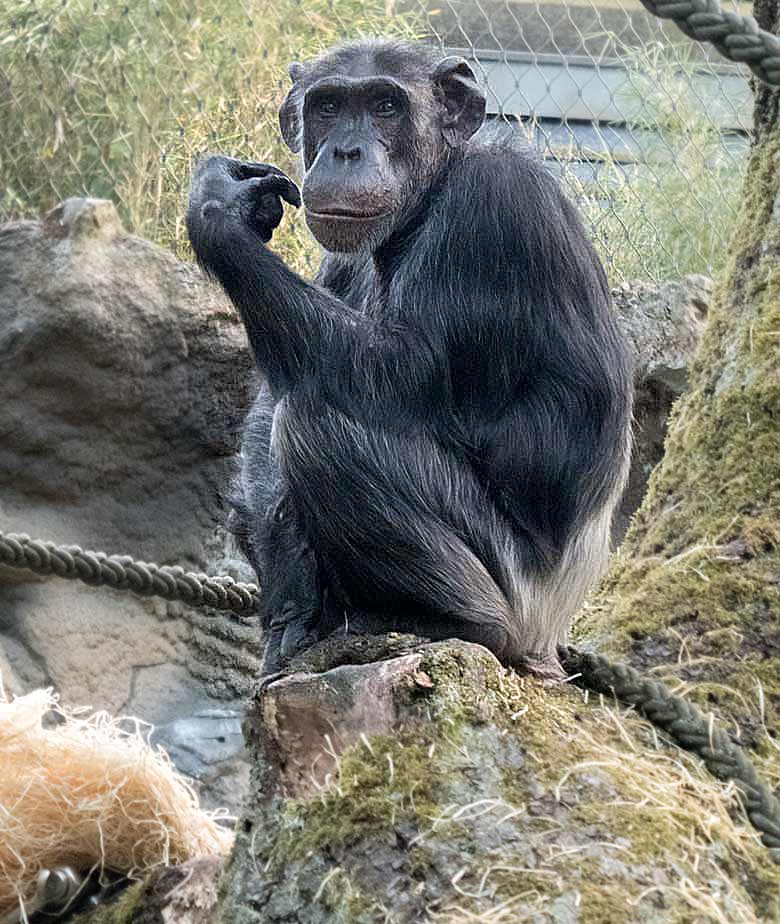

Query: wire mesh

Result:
[0,0,752,283]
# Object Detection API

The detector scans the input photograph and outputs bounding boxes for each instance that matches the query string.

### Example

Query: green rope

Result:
[0,531,259,617]
[636,0,780,85]
[562,648,780,852]
[4,529,780,852]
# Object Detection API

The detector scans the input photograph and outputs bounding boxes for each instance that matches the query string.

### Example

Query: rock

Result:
[71,857,222,924]
[157,702,249,811]
[613,275,711,539]
[261,651,428,798]
[614,274,711,393]
[220,637,778,924]
[0,199,259,810]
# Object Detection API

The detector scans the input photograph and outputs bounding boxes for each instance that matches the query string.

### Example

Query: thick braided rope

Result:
[637,0,780,85]
[0,531,259,617]
[563,648,780,851]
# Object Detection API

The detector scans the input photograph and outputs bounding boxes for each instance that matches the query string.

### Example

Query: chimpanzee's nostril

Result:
[334,145,362,162]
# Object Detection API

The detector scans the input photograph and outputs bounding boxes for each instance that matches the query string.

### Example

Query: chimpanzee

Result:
[186,39,633,680]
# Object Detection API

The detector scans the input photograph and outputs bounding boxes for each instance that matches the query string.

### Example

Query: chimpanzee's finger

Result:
[260,611,290,677]
[242,174,301,209]
[236,161,288,181]
[256,193,284,232]
[279,607,317,661]
[257,669,287,695]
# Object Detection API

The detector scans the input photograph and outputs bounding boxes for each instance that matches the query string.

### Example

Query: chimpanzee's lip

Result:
[306,207,390,221]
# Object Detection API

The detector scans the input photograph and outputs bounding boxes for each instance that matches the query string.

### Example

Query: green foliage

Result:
[569,41,745,281]
[0,0,419,268]
[0,4,745,282]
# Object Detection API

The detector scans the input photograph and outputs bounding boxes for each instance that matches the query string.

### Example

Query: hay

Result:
[0,683,234,920]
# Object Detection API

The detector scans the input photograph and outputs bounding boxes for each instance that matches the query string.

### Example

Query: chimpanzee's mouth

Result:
[306,208,391,221]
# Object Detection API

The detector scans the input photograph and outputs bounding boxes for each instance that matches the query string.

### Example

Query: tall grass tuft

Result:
[569,41,745,282]
[0,0,419,269]
[0,5,745,282]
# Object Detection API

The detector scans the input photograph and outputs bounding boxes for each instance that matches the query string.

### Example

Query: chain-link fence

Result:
[0,0,753,283]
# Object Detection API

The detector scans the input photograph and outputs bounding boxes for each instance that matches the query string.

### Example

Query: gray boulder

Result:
[0,198,258,809]
[613,275,710,538]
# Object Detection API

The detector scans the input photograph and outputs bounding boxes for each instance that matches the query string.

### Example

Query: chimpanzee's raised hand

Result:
[188,155,301,244]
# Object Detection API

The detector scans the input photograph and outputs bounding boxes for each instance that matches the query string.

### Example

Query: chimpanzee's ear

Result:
[279,62,305,153]
[432,57,486,147]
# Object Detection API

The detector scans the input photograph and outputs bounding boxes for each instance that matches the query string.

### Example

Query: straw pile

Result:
[0,684,234,920]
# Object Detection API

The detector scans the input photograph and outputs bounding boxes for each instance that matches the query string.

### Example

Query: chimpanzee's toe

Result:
[519,651,567,683]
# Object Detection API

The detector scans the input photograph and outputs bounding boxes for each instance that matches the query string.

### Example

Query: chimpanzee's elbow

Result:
[185,196,226,275]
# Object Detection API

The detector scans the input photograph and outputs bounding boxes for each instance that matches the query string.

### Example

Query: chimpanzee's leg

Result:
[232,386,326,676]
[272,401,533,670]
[252,494,326,676]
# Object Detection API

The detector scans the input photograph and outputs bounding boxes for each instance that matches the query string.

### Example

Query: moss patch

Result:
[268,730,441,867]
[581,133,780,745]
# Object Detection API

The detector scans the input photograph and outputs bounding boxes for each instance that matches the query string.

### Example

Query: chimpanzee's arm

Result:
[186,156,372,396]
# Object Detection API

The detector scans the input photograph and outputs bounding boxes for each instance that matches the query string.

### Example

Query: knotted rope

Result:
[637,0,780,85]
[563,648,780,851]
[0,531,259,617]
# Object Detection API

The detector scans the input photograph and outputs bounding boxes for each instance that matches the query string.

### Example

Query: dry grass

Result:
[565,40,744,281]
[425,694,767,923]
[297,664,770,923]
[0,685,232,921]
[0,0,419,272]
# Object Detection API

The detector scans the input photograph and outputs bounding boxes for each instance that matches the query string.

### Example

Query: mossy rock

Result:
[219,639,779,923]
[581,134,780,769]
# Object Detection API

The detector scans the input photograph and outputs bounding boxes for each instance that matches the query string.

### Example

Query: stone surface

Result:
[219,637,778,924]
[613,274,710,538]
[0,198,259,810]
[614,274,711,393]
[261,652,426,798]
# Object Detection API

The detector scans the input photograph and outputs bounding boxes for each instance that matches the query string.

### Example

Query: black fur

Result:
[186,40,633,678]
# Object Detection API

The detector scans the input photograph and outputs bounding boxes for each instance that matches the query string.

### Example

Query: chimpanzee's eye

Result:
[317,98,339,118]
[375,98,399,117]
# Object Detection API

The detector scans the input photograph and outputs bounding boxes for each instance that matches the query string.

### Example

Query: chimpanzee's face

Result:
[299,73,431,254]
[279,44,486,254]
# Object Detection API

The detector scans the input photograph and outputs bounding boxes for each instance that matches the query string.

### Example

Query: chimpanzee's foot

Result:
[321,611,567,683]
[518,650,566,682]
[259,601,320,678]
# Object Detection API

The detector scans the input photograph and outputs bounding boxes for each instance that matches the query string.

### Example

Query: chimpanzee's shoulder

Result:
[447,124,552,189]
[441,124,563,215]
